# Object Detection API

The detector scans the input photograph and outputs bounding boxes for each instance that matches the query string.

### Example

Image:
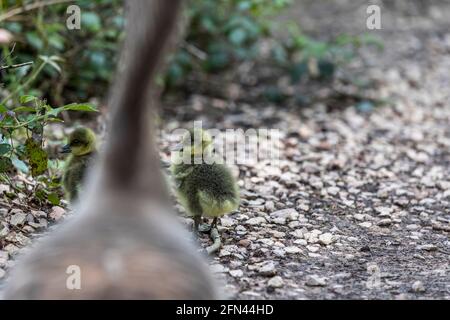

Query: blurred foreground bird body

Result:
[3,196,216,299]
[61,127,97,202]
[171,129,239,232]
[3,0,218,299]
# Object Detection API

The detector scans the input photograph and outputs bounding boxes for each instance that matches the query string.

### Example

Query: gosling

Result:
[171,128,239,247]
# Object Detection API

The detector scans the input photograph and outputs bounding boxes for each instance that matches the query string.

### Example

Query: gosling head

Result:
[172,128,213,157]
[61,127,97,156]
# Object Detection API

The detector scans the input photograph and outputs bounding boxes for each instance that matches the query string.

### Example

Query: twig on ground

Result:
[181,40,208,61]
[0,61,33,72]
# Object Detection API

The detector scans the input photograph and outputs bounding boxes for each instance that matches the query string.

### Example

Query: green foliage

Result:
[0,156,13,173]
[1,0,381,103]
[273,22,383,84]
[1,55,63,105]
[1,0,123,104]
[0,143,12,155]
[166,0,381,89]
[2,0,329,96]
[167,0,293,86]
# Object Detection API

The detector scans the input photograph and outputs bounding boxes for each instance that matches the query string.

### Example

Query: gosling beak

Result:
[61,144,72,154]
[171,143,184,152]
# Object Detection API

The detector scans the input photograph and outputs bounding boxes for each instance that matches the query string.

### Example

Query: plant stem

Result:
[1,114,48,130]
[0,0,74,23]
[0,61,34,71]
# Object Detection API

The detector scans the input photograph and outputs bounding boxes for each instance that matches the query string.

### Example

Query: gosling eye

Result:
[71,139,81,146]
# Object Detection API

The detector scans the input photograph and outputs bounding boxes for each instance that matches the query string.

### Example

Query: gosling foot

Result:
[198,217,219,233]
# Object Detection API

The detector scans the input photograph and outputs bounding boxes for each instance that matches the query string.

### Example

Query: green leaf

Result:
[0,144,12,156]
[35,189,46,202]
[112,16,125,28]
[12,157,29,174]
[40,56,63,74]
[200,16,217,32]
[0,104,7,113]
[47,159,64,171]
[166,63,184,85]
[271,44,287,64]
[238,1,252,11]
[89,51,107,68]
[6,22,22,33]
[62,103,98,112]
[81,12,101,32]
[50,55,64,63]
[48,34,65,51]
[38,55,63,64]
[20,95,37,104]
[318,59,335,79]
[46,106,64,117]
[26,32,43,50]
[47,118,64,123]
[47,192,60,206]
[47,59,62,74]
[25,138,48,177]
[290,61,308,83]
[264,86,286,103]
[14,106,36,113]
[359,33,384,50]
[0,156,13,173]
[305,41,328,58]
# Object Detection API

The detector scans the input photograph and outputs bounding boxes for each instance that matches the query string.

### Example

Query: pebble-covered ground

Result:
[1,0,449,299]
[163,0,450,299]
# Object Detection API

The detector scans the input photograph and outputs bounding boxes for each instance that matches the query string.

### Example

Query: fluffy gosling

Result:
[61,126,97,202]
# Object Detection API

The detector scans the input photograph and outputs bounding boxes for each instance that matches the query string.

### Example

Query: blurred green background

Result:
[0,0,377,106]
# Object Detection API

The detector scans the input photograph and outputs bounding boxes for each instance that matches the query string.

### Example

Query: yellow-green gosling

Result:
[61,126,97,202]
[171,128,239,251]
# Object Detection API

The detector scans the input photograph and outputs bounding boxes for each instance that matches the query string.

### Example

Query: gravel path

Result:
[168,0,450,299]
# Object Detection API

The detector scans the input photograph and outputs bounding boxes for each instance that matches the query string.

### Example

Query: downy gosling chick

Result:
[61,126,97,202]
[171,128,240,237]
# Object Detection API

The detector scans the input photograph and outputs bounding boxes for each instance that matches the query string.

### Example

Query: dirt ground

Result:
[1,0,449,299]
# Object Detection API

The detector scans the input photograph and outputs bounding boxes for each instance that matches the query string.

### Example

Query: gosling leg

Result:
[206,227,221,255]
[193,216,201,234]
